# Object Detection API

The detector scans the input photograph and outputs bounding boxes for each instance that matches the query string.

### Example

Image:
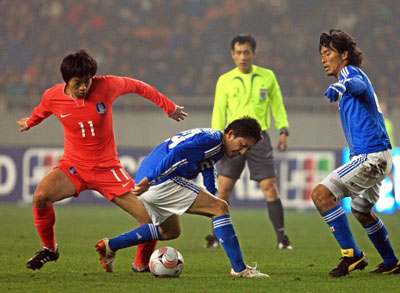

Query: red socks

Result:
[134,241,158,269]
[33,205,57,250]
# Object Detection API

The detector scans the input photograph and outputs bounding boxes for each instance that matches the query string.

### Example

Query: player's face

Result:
[231,42,255,74]
[67,76,93,98]
[320,45,348,79]
[224,130,256,158]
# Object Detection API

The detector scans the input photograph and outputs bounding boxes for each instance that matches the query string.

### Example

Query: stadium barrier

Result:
[0,146,398,213]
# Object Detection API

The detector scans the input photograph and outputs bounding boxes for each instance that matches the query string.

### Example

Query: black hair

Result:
[319,29,363,67]
[224,116,262,143]
[60,50,98,83]
[231,34,256,52]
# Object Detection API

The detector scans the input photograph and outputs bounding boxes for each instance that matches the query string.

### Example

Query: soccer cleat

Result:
[230,264,270,278]
[371,260,400,275]
[95,238,116,273]
[329,252,368,277]
[204,234,220,248]
[131,263,151,273]
[278,235,293,250]
[26,247,60,270]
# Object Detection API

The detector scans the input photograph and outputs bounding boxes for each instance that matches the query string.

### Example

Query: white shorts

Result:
[321,149,392,213]
[138,176,200,225]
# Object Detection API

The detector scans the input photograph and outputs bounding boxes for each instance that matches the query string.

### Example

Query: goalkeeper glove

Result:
[324,82,346,103]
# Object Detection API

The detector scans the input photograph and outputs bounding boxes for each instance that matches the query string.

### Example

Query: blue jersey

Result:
[136,128,224,195]
[338,65,391,156]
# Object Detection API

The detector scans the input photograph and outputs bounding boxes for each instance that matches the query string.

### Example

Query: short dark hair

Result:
[224,116,262,143]
[319,29,363,67]
[60,50,98,83]
[231,35,256,52]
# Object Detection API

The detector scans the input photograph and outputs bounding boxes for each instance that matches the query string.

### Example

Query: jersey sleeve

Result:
[26,92,53,127]
[146,140,206,185]
[201,166,218,195]
[106,75,176,115]
[269,71,289,131]
[211,75,228,130]
[340,67,367,96]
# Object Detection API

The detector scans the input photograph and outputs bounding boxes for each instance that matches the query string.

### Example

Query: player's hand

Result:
[277,133,288,152]
[132,177,150,196]
[168,105,188,122]
[16,117,30,132]
[324,82,346,103]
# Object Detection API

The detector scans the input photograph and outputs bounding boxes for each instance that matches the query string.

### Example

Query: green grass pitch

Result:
[0,204,398,292]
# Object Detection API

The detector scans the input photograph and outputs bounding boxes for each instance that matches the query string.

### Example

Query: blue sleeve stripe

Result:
[341,67,349,79]
[150,158,188,184]
[204,142,223,158]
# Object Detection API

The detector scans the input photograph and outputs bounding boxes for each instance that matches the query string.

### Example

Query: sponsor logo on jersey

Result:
[69,166,77,175]
[96,102,107,115]
[260,89,268,101]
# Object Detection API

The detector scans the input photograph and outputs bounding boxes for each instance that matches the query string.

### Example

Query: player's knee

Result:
[215,199,230,216]
[33,188,53,207]
[311,185,332,208]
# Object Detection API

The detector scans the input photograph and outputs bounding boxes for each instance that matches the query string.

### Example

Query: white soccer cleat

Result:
[95,238,116,273]
[230,264,270,278]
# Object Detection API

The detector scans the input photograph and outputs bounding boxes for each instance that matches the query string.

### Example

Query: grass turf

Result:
[0,204,398,292]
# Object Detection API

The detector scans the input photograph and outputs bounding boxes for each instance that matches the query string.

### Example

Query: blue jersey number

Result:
[169,129,202,149]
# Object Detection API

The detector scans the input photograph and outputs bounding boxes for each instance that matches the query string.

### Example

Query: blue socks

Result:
[213,215,246,272]
[109,224,162,251]
[322,205,362,257]
[364,218,399,266]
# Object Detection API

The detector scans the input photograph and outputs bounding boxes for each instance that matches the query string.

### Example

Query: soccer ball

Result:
[149,246,184,278]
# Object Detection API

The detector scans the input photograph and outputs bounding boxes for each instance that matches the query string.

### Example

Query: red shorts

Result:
[57,157,135,200]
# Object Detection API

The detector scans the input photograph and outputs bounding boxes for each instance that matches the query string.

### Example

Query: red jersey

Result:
[27,75,176,163]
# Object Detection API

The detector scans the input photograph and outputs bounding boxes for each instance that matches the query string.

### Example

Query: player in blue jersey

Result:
[95,117,269,278]
[312,29,399,277]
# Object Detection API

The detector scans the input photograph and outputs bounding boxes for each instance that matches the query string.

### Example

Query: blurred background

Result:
[0,0,399,212]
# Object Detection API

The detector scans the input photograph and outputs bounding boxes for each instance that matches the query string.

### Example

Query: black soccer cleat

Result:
[329,252,368,277]
[204,234,220,248]
[26,247,60,270]
[371,261,400,275]
[278,235,293,250]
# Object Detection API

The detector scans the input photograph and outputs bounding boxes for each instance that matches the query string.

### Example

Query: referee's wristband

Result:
[279,128,289,136]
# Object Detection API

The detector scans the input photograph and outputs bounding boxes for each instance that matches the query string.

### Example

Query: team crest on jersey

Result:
[96,102,107,115]
[260,89,268,101]
[69,166,77,175]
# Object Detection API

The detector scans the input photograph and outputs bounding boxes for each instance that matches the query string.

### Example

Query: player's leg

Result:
[204,175,237,248]
[351,191,399,274]
[95,191,156,272]
[312,165,368,277]
[96,214,179,273]
[259,177,291,249]
[204,155,244,248]
[27,167,77,270]
[247,132,291,249]
[186,189,269,278]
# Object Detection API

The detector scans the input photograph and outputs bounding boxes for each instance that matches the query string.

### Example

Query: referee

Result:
[205,34,292,250]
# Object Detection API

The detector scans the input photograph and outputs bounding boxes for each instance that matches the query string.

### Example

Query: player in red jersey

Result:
[16,50,187,271]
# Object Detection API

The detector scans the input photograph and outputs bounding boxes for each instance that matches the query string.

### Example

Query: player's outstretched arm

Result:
[168,105,188,122]
[132,177,150,196]
[16,117,31,132]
